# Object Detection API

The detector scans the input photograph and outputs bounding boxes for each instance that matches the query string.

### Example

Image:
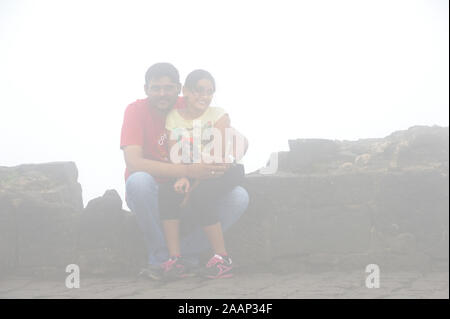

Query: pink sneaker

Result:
[161,257,195,280]
[204,254,233,279]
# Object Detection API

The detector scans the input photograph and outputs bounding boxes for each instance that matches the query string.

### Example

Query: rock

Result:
[371,169,449,254]
[340,162,354,170]
[242,159,448,272]
[0,161,83,211]
[14,197,79,276]
[0,195,16,278]
[390,233,417,254]
[282,139,340,173]
[389,125,449,167]
[355,153,371,166]
[368,251,433,272]
[76,190,146,275]
[0,162,83,277]
[230,174,374,269]
[276,125,449,174]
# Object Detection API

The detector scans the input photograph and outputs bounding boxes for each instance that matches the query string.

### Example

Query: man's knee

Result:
[125,171,159,199]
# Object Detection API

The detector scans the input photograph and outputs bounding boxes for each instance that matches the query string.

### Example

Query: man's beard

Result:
[150,97,175,112]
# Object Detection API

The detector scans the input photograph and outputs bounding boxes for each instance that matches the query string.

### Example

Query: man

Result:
[120,62,249,279]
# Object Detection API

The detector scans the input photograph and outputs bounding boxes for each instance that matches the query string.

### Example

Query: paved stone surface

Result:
[0,271,448,299]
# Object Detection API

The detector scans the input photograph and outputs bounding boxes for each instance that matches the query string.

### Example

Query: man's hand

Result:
[185,163,230,179]
[122,145,232,179]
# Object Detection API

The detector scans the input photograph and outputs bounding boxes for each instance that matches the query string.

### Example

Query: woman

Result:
[158,69,245,280]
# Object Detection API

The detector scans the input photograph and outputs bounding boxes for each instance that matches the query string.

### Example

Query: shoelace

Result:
[161,258,177,272]
[206,255,224,268]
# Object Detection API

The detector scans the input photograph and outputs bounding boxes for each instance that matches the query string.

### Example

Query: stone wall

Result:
[227,125,449,272]
[0,126,448,278]
[0,162,83,278]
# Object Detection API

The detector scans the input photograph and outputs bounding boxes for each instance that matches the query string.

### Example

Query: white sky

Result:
[0,0,448,208]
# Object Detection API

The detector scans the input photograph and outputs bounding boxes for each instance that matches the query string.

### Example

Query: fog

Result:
[0,0,448,207]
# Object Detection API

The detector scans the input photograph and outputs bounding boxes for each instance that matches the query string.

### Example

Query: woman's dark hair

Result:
[145,62,180,86]
[184,69,216,92]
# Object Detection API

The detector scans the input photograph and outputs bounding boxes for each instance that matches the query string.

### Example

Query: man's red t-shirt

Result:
[120,97,185,182]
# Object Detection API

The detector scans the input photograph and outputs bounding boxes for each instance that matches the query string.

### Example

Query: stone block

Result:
[0,195,17,277]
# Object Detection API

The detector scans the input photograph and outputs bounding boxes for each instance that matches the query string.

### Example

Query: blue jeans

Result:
[125,172,249,266]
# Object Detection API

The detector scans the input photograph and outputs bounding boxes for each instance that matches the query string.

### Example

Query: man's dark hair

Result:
[184,69,216,92]
[145,62,180,86]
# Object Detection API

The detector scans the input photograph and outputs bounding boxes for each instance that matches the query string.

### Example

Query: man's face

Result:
[145,76,181,111]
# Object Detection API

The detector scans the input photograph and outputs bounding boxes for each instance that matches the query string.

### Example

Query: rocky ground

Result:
[1,270,448,299]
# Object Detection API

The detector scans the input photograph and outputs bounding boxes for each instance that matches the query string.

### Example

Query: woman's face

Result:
[183,78,215,112]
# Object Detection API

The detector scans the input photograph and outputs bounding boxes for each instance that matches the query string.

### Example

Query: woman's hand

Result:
[174,177,190,194]
[179,179,200,208]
